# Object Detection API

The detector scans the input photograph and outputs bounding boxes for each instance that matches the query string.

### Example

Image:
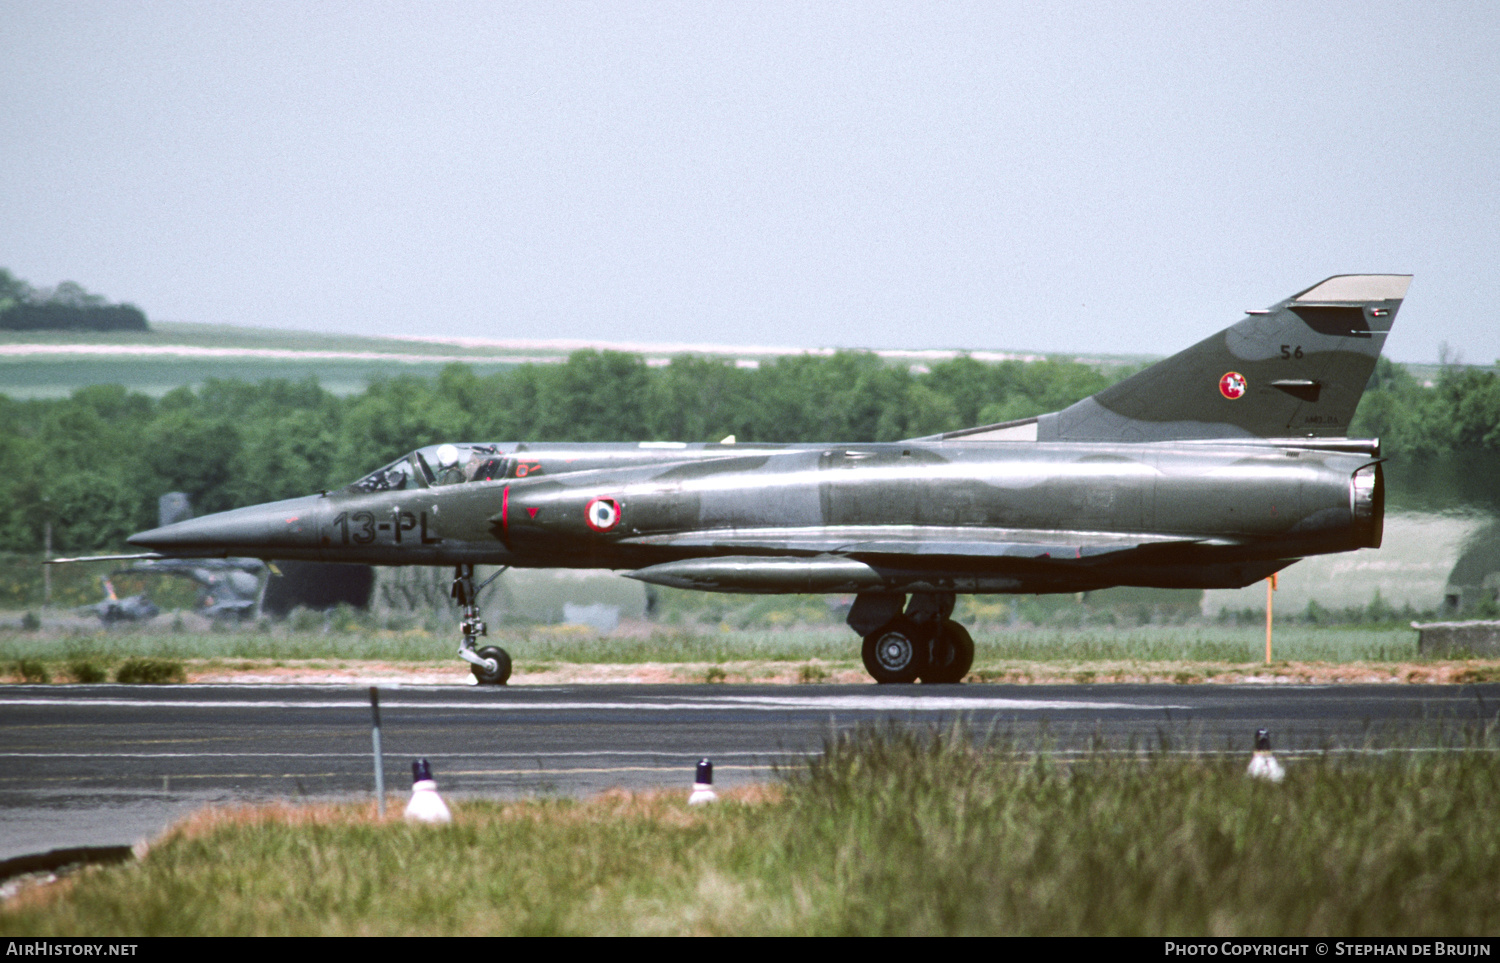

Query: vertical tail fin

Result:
[1026,274,1412,442]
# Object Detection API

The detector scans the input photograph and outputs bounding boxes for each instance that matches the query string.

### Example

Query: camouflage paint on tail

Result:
[945,275,1411,443]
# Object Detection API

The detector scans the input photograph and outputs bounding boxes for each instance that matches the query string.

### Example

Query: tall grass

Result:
[0,627,857,667]
[0,624,1419,672]
[974,624,1418,663]
[5,728,1499,935]
[769,727,1500,935]
[0,629,442,665]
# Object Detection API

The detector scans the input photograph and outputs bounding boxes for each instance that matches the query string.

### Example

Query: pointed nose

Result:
[128,495,325,560]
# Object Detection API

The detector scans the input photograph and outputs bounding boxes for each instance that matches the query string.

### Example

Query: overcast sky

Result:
[3,2,1496,363]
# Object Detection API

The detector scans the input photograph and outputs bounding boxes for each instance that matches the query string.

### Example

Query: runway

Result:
[3,682,1498,860]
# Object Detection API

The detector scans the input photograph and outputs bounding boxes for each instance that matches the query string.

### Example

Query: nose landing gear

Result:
[452,564,511,685]
[849,591,975,684]
[470,644,512,685]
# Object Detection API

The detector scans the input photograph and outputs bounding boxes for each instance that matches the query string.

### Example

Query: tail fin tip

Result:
[1292,274,1412,304]
[1032,273,1412,443]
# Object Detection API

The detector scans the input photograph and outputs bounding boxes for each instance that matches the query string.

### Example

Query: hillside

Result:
[0,321,1148,398]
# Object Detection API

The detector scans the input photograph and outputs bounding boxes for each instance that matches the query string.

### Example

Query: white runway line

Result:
[710,694,1189,711]
[0,344,478,364]
[0,694,1186,712]
[0,750,787,759]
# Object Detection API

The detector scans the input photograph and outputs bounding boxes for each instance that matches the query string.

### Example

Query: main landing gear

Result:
[849,591,975,684]
[453,564,511,685]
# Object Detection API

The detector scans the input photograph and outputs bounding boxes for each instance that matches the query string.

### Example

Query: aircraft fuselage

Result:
[120,273,1410,684]
[131,438,1381,596]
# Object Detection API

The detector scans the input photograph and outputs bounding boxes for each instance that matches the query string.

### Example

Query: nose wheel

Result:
[452,564,511,685]
[470,645,512,685]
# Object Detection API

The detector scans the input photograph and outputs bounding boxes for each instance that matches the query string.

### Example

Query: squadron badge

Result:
[1219,371,1247,400]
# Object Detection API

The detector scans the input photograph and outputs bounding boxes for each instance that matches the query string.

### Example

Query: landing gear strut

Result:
[849,591,974,685]
[453,564,511,685]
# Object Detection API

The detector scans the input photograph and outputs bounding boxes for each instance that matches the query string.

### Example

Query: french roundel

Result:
[585,497,621,532]
[1219,371,1247,400]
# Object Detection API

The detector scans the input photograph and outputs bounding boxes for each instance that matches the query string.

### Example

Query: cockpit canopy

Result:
[346,443,510,493]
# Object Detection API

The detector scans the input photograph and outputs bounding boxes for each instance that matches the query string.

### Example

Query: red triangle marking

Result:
[528,507,539,518]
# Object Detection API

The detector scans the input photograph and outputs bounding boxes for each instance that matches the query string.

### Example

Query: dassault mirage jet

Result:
[126,275,1410,684]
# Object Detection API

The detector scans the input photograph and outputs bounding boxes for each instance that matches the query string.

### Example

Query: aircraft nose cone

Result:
[128,495,325,559]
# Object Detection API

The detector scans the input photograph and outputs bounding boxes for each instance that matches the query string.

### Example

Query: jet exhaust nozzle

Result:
[1350,463,1384,549]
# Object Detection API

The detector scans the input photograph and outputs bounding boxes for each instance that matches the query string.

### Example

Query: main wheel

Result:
[471,645,512,685]
[862,617,928,684]
[921,620,975,684]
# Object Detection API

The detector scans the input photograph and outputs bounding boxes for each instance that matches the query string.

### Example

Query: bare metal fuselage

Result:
[115,272,1410,685]
[135,438,1381,596]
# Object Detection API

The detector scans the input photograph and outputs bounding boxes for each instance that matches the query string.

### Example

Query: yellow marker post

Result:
[1265,573,1278,664]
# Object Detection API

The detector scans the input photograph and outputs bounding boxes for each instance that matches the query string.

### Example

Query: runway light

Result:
[1247,728,1286,783]
[688,757,717,806]
[404,758,453,823]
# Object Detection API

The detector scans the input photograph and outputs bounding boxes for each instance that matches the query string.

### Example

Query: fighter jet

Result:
[125,274,1410,685]
[115,557,266,621]
[83,577,159,624]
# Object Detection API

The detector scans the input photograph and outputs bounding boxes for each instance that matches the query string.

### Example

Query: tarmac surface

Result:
[3,681,1498,861]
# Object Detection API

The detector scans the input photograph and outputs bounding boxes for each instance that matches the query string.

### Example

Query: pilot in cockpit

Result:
[433,444,466,485]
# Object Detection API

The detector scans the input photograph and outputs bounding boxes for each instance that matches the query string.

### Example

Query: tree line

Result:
[0,350,1495,554]
[0,269,149,332]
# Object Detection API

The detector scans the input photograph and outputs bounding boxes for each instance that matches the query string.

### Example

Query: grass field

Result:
[0,321,536,356]
[5,727,1499,936]
[0,320,1155,399]
[0,622,1421,667]
[0,354,524,398]
[0,321,544,398]
[2,621,1480,686]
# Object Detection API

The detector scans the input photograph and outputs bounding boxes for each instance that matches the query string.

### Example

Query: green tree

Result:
[1441,367,1500,451]
[333,376,471,481]
[0,267,33,312]
[141,410,244,514]
[543,350,655,441]
[643,356,760,442]
[224,406,344,503]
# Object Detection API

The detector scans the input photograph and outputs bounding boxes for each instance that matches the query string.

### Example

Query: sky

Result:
[3,1,1497,364]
